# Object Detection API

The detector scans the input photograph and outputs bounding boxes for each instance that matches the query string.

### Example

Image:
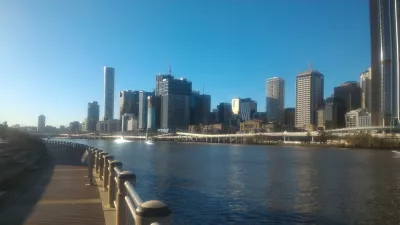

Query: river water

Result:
[66,139,400,224]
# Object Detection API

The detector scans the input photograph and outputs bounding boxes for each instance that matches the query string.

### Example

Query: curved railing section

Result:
[45,140,171,225]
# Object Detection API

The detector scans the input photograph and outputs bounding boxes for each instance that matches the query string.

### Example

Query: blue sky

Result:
[0,0,370,127]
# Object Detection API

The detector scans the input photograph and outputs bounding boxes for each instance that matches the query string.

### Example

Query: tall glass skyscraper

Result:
[104,67,115,121]
[87,101,99,132]
[266,77,285,124]
[369,0,400,126]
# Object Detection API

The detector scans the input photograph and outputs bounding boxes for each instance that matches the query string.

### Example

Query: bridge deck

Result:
[0,145,105,225]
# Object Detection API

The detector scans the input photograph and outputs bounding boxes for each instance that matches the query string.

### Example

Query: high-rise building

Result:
[360,67,372,112]
[369,0,400,126]
[333,81,361,127]
[231,98,257,121]
[104,67,115,120]
[87,101,100,132]
[156,70,192,130]
[38,115,46,132]
[155,74,192,96]
[266,77,285,123]
[217,102,232,124]
[147,95,161,129]
[295,68,324,130]
[190,92,211,125]
[119,90,140,119]
[284,108,295,131]
[138,91,151,130]
[161,94,190,130]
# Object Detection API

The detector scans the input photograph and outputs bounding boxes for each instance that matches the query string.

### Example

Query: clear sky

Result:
[0,0,370,127]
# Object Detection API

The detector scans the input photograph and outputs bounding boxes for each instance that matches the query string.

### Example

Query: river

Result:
[65,139,400,224]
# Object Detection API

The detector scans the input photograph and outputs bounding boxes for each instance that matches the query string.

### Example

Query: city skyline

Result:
[0,1,370,126]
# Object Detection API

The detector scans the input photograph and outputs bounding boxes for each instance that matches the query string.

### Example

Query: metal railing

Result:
[45,140,171,225]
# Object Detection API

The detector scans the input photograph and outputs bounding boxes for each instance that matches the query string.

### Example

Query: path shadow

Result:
[0,145,86,225]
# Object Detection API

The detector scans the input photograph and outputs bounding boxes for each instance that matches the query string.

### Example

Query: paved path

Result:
[0,145,105,225]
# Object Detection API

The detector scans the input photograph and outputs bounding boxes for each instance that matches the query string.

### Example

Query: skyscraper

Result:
[217,102,233,124]
[284,108,295,131]
[161,94,190,130]
[266,77,285,123]
[360,68,372,112]
[334,81,361,128]
[87,101,100,132]
[147,95,161,129]
[156,70,192,130]
[38,115,45,132]
[190,92,211,125]
[138,91,151,130]
[369,0,400,126]
[104,67,115,121]
[119,90,139,119]
[295,68,324,130]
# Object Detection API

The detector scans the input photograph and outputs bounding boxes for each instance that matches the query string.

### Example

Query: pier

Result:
[0,140,170,225]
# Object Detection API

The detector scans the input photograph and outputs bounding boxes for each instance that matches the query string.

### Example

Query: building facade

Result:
[295,68,324,130]
[161,94,190,130]
[231,98,257,121]
[69,121,80,133]
[190,92,211,125]
[217,103,232,124]
[284,108,295,131]
[121,113,134,132]
[156,72,192,130]
[360,67,372,112]
[266,77,285,123]
[317,108,325,130]
[104,67,115,120]
[87,101,100,132]
[334,81,361,127]
[345,108,372,128]
[147,95,161,130]
[38,115,46,132]
[323,96,342,130]
[138,91,151,130]
[369,0,400,126]
[96,119,119,133]
[119,90,140,120]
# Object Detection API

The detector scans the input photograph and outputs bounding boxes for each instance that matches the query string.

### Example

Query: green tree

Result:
[318,130,328,144]
[306,131,312,143]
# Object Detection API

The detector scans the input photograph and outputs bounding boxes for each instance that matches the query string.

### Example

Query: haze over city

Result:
[0,0,370,126]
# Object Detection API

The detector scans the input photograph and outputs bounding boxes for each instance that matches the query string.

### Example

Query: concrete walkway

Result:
[0,145,106,225]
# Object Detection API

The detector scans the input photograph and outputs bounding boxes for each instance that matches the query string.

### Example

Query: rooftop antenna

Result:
[308,62,312,72]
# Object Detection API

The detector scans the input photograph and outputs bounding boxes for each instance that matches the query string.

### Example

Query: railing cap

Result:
[104,155,114,160]
[118,171,136,179]
[109,160,122,166]
[136,200,171,217]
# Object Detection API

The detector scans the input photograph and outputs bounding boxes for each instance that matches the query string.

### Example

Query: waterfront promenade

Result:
[0,140,171,225]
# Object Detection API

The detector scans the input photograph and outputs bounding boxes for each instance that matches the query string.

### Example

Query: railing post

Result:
[87,148,95,186]
[99,152,108,180]
[108,160,122,208]
[135,201,171,225]
[95,150,103,173]
[103,155,114,191]
[116,171,136,225]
